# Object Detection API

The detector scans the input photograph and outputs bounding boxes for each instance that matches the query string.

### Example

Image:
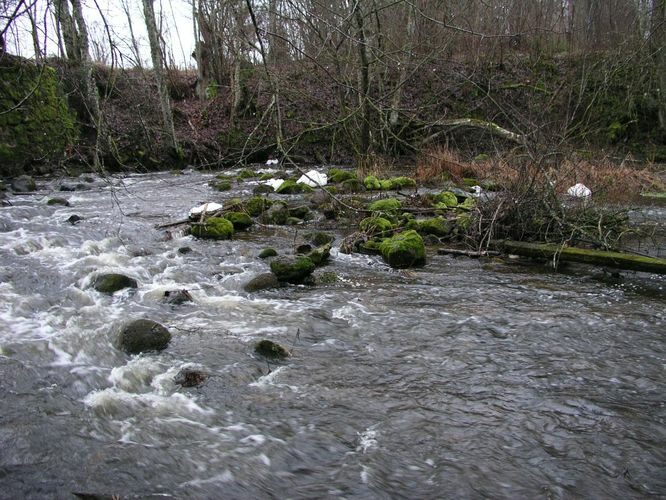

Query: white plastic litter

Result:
[566,183,592,198]
[265,158,279,165]
[296,170,327,187]
[188,202,223,218]
[264,178,285,191]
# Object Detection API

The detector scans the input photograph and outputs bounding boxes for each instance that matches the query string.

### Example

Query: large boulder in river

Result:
[116,319,171,354]
[270,256,316,284]
[244,273,280,292]
[93,273,138,294]
[223,211,253,231]
[378,230,426,269]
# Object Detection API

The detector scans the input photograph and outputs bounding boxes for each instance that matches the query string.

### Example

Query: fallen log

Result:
[437,248,501,258]
[495,240,666,275]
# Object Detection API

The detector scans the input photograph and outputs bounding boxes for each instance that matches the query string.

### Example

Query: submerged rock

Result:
[116,319,171,354]
[261,202,289,225]
[254,339,290,359]
[270,256,316,284]
[306,243,332,266]
[162,289,193,305]
[47,197,70,206]
[66,214,83,224]
[174,368,208,387]
[378,230,426,269]
[93,273,138,294]
[258,248,278,259]
[191,217,234,239]
[244,273,280,292]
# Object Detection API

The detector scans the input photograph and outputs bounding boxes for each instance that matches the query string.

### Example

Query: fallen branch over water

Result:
[437,248,501,258]
[495,240,666,275]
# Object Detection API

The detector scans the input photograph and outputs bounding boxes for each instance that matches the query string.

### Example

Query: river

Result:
[0,170,664,498]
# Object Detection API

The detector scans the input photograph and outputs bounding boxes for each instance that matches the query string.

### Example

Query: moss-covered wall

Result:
[0,55,77,177]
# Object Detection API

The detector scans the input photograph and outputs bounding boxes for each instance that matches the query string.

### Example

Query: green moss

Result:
[328,168,356,183]
[276,179,313,194]
[191,217,234,239]
[418,217,451,237]
[0,58,77,176]
[259,172,274,181]
[341,178,365,192]
[458,197,477,210]
[433,191,458,207]
[238,168,257,179]
[244,196,271,216]
[360,216,393,235]
[364,175,382,190]
[368,198,402,212]
[388,176,417,189]
[210,179,232,191]
[259,248,278,258]
[270,256,316,284]
[378,230,426,269]
[224,211,253,230]
[307,232,335,246]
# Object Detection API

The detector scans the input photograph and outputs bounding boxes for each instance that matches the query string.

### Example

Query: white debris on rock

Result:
[188,202,223,218]
[263,178,285,191]
[265,158,279,165]
[567,183,592,198]
[296,170,327,187]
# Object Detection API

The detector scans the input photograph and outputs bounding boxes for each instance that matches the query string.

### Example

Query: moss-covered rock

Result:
[388,176,417,189]
[276,179,313,194]
[258,248,278,259]
[359,216,393,235]
[93,273,138,294]
[116,319,171,354]
[306,231,335,246]
[306,243,332,266]
[328,168,356,183]
[378,230,426,268]
[417,217,452,237]
[368,198,402,213]
[458,197,476,210]
[363,175,382,190]
[237,168,257,179]
[254,339,290,359]
[224,211,253,230]
[261,202,289,225]
[341,178,365,193]
[210,179,232,191]
[244,196,272,216]
[0,57,77,176]
[191,217,234,239]
[270,256,316,284]
[288,205,311,220]
[433,191,458,208]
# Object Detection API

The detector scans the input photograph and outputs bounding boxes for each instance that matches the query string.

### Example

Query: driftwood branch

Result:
[423,118,525,145]
[495,240,666,274]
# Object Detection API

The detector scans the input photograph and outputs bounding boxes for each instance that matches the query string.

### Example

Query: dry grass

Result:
[415,146,664,202]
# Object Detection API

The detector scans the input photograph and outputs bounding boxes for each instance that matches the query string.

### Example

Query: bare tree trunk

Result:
[654,0,666,131]
[26,2,42,60]
[53,0,80,62]
[354,3,371,156]
[389,2,415,128]
[142,0,179,151]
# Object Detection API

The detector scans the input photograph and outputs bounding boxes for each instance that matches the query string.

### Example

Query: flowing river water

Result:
[0,170,664,499]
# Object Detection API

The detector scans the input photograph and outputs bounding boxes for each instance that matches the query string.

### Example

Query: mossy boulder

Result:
[237,169,257,179]
[368,198,402,213]
[328,168,356,183]
[458,197,477,210]
[93,273,138,294]
[359,216,393,235]
[276,179,313,194]
[378,230,426,269]
[306,231,334,246]
[254,339,290,359]
[210,179,232,191]
[288,206,311,220]
[258,248,278,259]
[261,202,289,225]
[434,191,458,208]
[363,175,382,190]
[270,256,316,284]
[0,57,77,176]
[244,196,272,216]
[191,217,234,239]
[116,319,171,354]
[244,273,280,292]
[306,243,332,266]
[224,211,253,231]
[253,183,275,195]
[341,178,365,193]
[388,176,417,189]
[418,217,452,237]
